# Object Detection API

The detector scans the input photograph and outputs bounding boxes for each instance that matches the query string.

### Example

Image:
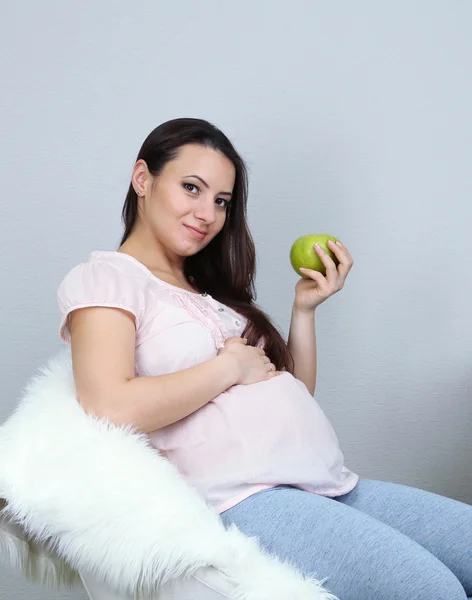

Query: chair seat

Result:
[80,565,235,599]
[1,503,236,600]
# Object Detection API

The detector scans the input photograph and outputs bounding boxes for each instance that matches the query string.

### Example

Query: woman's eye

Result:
[184,183,199,194]
[216,198,231,209]
[184,183,229,209]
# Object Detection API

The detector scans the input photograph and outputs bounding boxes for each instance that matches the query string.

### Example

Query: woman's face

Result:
[133,144,235,261]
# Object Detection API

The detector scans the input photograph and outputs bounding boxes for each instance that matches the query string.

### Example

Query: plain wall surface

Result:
[1,2,471,598]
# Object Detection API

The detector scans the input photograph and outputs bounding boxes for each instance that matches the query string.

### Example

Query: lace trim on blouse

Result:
[168,289,227,350]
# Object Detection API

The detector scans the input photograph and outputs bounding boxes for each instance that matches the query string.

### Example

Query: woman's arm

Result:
[288,239,354,396]
[287,307,317,396]
[69,306,239,433]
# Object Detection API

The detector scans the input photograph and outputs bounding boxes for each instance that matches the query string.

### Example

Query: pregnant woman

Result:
[57,117,471,600]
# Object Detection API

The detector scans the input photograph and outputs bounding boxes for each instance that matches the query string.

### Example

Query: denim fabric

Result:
[220,478,472,599]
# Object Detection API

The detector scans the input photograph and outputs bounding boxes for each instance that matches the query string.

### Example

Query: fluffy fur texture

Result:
[0,351,339,599]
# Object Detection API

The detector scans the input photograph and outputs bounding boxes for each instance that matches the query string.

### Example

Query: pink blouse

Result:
[57,250,358,512]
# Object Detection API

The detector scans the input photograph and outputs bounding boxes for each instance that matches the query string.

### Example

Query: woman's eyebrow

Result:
[185,174,232,197]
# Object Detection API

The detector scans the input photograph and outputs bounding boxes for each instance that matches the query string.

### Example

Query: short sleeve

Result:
[57,260,144,345]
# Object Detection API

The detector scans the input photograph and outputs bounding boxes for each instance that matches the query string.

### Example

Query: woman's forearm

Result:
[89,354,238,433]
[287,307,317,396]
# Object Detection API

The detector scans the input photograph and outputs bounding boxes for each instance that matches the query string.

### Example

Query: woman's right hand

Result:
[217,337,281,385]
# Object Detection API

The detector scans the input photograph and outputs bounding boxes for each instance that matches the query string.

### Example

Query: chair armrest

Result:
[80,565,236,600]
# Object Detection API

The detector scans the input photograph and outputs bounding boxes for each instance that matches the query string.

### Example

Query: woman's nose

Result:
[194,201,217,224]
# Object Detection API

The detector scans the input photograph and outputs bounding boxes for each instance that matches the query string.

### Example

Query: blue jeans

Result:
[220,479,472,599]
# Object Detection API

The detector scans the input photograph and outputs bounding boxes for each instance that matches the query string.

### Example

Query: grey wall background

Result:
[1,1,471,598]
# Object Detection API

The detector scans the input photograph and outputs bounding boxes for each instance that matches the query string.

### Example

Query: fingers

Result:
[327,239,354,271]
[327,240,354,285]
[329,239,354,265]
[299,267,325,285]
[225,337,248,345]
[313,240,354,289]
[314,243,338,285]
[260,352,280,377]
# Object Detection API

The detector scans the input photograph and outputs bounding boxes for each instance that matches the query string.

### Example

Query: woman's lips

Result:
[184,225,207,240]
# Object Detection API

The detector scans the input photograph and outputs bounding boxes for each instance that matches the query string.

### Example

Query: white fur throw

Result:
[0,351,338,599]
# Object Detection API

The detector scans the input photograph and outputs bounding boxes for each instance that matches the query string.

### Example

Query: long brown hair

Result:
[119,118,294,374]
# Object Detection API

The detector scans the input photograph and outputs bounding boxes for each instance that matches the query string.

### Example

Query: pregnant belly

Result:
[214,372,342,456]
[149,372,343,476]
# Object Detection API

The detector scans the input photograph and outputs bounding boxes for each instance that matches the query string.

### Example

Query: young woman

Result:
[57,118,471,600]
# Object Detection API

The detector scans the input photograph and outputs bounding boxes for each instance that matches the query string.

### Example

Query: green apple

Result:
[290,233,340,277]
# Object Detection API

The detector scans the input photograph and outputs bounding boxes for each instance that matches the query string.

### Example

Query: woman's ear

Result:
[132,159,150,195]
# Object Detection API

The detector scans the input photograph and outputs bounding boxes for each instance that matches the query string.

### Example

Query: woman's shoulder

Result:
[56,250,183,344]
[56,250,173,317]
[85,250,154,281]
[58,250,161,291]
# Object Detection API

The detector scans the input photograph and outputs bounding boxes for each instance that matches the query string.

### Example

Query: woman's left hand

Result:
[293,240,354,313]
